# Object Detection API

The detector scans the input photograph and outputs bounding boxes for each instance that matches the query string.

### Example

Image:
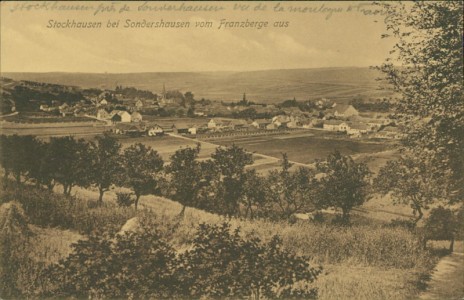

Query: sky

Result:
[0,1,396,73]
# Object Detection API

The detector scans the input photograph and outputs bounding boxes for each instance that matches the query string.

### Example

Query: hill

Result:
[2,67,395,103]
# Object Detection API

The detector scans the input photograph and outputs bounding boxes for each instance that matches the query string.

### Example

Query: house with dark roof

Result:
[252,119,272,129]
[110,110,131,123]
[172,123,197,135]
[147,124,164,136]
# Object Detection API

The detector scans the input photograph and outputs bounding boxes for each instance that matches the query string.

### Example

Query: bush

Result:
[176,223,321,299]
[43,222,321,299]
[44,229,178,299]
[116,192,134,207]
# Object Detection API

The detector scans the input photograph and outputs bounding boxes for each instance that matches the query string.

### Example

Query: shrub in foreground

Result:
[177,223,321,299]
[44,223,321,299]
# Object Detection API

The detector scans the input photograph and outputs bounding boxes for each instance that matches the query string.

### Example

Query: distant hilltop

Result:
[1,67,394,104]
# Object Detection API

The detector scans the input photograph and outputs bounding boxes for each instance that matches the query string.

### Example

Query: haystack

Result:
[0,201,30,237]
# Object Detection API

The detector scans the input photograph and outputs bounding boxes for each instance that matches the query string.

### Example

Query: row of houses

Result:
[322,119,402,138]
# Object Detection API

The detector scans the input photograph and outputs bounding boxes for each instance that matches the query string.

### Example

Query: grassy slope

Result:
[2,180,440,300]
[2,67,395,103]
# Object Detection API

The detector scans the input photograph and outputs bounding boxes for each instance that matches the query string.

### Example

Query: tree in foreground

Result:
[377,1,464,203]
[41,137,92,195]
[267,154,317,219]
[241,169,267,220]
[315,151,371,224]
[167,144,205,216]
[211,144,253,217]
[375,155,446,225]
[423,206,460,252]
[44,223,321,299]
[89,134,122,205]
[0,135,39,185]
[120,143,164,210]
[45,229,178,299]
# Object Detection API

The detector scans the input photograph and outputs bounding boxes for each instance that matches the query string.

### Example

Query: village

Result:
[30,81,402,141]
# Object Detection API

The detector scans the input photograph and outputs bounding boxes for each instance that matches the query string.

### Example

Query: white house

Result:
[135,99,144,109]
[323,120,345,131]
[98,99,108,106]
[208,118,234,130]
[131,112,143,122]
[97,109,110,120]
[327,104,359,118]
[111,110,131,123]
[347,123,370,136]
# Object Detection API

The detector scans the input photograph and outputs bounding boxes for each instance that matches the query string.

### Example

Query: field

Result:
[0,121,109,137]
[208,129,395,165]
[0,119,399,176]
[2,67,396,103]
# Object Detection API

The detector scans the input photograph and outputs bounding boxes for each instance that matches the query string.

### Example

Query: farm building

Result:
[208,118,236,130]
[272,115,292,128]
[110,110,131,123]
[135,99,144,109]
[113,123,146,136]
[252,119,272,129]
[98,99,108,106]
[97,109,110,120]
[327,104,359,118]
[230,119,248,130]
[323,120,345,131]
[147,124,164,136]
[346,123,370,136]
[375,126,403,139]
[172,123,197,135]
[131,112,143,122]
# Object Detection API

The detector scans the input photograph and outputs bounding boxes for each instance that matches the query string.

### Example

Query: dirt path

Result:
[419,249,464,300]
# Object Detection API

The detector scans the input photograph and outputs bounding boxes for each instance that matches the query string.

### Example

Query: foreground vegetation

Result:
[0,181,444,299]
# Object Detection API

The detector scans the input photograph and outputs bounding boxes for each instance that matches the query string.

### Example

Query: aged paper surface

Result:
[1,1,462,299]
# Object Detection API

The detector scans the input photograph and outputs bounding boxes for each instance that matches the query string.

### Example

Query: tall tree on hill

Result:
[376,1,464,203]
[89,134,123,205]
[211,144,253,217]
[375,155,447,225]
[241,169,267,220]
[315,151,371,224]
[120,143,164,210]
[167,144,206,216]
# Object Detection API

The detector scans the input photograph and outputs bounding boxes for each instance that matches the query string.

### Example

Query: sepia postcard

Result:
[0,1,462,299]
